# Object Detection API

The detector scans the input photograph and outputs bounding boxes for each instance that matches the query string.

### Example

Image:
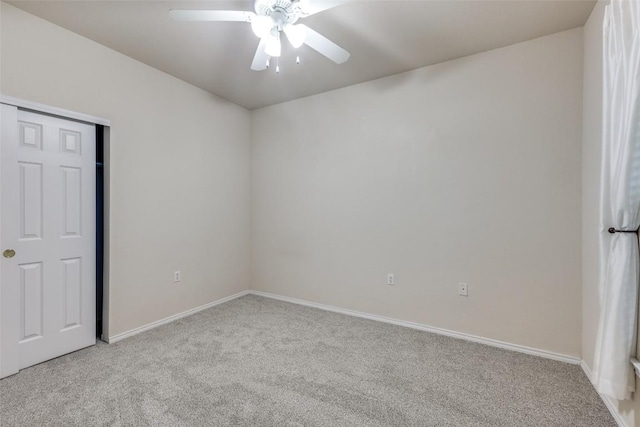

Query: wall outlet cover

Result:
[458,283,468,296]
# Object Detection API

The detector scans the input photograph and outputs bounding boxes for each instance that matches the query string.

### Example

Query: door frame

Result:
[0,95,111,378]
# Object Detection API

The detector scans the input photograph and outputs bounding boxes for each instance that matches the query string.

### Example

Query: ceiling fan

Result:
[169,0,350,72]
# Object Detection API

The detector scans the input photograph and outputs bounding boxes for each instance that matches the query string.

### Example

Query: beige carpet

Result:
[0,294,615,426]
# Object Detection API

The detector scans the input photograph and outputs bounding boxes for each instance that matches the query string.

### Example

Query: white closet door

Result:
[1,106,96,376]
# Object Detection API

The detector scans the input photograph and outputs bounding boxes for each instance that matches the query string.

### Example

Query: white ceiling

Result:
[9,0,595,110]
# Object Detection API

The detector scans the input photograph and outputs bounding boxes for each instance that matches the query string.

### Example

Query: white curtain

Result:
[593,0,640,402]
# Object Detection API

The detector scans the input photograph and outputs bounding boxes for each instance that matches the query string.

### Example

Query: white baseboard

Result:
[106,288,581,365]
[106,290,250,343]
[249,290,581,365]
[580,361,627,427]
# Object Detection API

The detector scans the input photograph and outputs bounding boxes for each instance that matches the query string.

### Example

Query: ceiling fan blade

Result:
[298,24,350,64]
[296,0,345,17]
[169,10,255,22]
[251,39,270,71]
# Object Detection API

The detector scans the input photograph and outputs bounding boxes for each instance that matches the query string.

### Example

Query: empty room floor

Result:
[0,295,614,426]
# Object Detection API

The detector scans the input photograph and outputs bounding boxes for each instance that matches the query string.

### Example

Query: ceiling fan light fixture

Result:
[251,15,273,38]
[264,34,282,57]
[170,0,351,72]
[284,24,307,48]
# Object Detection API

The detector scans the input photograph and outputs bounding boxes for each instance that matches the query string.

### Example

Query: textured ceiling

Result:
[8,0,596,110]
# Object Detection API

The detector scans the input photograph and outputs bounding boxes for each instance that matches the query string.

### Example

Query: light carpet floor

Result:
[0,294,615,426]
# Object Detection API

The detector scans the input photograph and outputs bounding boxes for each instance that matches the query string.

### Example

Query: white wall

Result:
[252,29,584,357]
[582,2,640,425]
[0,3,251,338]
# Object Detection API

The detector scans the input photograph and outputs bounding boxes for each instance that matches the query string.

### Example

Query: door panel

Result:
[1,106,96,376]
[61,166,82,237]
[20,262,43,341]
[61,257,82,330]
[19,162,44,239]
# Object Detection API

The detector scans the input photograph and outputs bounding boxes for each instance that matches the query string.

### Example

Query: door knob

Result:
[3,249,15,259]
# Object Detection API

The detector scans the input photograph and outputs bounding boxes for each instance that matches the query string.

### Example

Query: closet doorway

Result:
[0,99,109,378]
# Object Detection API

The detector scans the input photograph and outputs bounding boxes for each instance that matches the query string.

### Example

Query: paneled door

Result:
[0,105,95,377]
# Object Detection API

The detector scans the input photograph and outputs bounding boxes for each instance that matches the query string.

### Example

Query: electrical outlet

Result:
[387,274,395,286]
[174,271,182,282]
[458,283,468,296]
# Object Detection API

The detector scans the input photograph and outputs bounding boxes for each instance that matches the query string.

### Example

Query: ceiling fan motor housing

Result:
[255,0,300,27]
